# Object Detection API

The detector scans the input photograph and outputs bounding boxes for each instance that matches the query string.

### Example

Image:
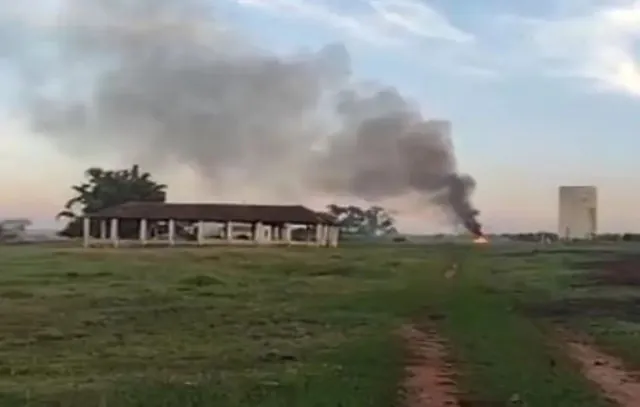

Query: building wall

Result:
[558,186,597,239]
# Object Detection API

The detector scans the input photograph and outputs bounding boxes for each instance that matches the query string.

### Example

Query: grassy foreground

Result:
[0,245,436,407]
[421,248,609,406]
[0,243,637,406]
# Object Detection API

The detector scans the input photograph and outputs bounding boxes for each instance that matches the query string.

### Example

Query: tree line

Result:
[492,233,640,242]
[14,163,635,242]
[56,164,399,239]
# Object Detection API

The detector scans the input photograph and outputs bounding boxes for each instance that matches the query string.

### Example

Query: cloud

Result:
[369,0,473,43]
[231,0,473,46]
[512,1,640,97]
[0,0,62,28]
[229,0,489,78]
[235,0,399,45]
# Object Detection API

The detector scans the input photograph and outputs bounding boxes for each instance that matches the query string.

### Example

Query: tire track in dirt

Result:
[563,332,640,407]
[400,324,460,407]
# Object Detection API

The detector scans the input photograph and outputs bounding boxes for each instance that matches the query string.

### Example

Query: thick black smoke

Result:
[1,0,481,234]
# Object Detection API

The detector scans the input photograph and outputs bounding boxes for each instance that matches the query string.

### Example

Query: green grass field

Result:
[0,243,639,406]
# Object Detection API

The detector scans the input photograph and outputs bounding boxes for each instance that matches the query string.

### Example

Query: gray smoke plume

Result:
[1,0,481,234]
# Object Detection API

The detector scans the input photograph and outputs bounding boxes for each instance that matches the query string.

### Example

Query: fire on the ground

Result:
[473,235,489,244]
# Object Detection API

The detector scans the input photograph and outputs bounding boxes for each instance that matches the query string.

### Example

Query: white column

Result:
[197,221,204,245]
[82,217,90,248]
[139,218,148,245]
[315,223,323,245]
[110,218,119,248]
[168,219,176,246]
[320,224,328,246]
[254,222,263,243]
[329,226,339,247]
[283,223,292,243]
[225,222,232,242]
[99,220,107,240]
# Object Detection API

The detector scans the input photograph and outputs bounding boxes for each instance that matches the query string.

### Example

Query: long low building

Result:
[82,202,340,248]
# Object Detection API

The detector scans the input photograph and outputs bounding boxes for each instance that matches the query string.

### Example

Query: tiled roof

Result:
[88,202,335,224]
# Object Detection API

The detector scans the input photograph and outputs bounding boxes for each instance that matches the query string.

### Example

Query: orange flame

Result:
[473,235,489,244]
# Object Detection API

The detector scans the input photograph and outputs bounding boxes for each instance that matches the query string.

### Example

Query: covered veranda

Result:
[81,202,340,248]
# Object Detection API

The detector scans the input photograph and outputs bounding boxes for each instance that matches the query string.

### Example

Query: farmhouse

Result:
[81,202,340,248]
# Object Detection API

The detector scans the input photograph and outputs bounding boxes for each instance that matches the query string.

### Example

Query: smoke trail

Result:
[1,0,481,234]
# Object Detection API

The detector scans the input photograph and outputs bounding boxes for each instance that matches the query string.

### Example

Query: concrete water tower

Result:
[558,186,597,240]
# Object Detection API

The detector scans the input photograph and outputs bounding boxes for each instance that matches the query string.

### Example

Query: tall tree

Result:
[362,206,398,236]
[327,204,397,237]
[57,164,167,237]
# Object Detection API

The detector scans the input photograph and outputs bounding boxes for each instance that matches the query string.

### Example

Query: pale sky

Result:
[1,0,640,233]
